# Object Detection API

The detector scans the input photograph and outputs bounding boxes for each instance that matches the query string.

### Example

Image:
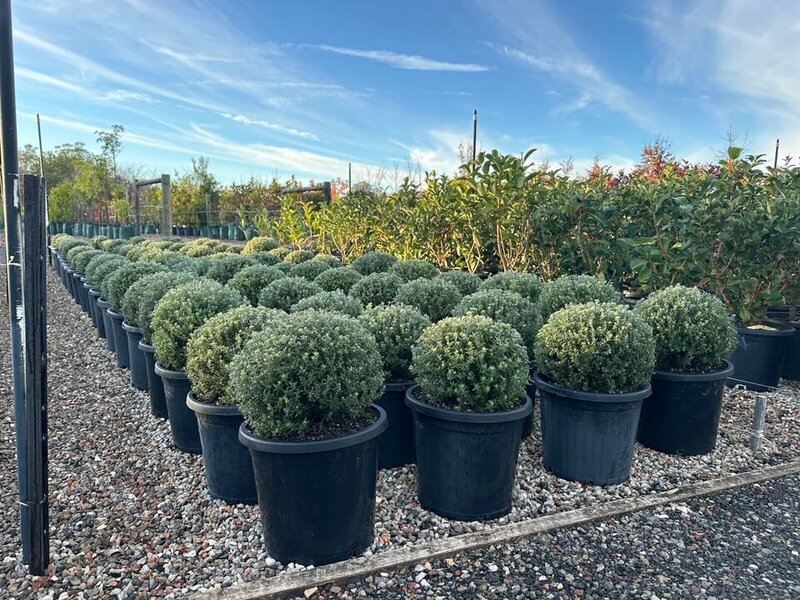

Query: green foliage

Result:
[59,238,90,258]
[66,245,93,266]
[227,265,286,305]
[205,254,256,284]
[394,278,463,322]
[389,259,439,282]
[349,272,404,307]
[267,246,290,259]
[480,272,543,304]
[229,311,385,438]
[350,251,397,275]
[538,275,621,320]
[71,249,103,273]
[242,236,280,254]
[436,270,481,296]
[247,252,282,266]
[135,272,198,342]
[88,256,128,290]
[634,285,738,372]
[152,279,246,371]
[291,290,363,317]
[283,249,315,264]
[411,315,529,412]
[289,259,331,280]
[273,261,293,274]
[102,261,165,311]
[315,266,363,294]
[84,253,125,286]
[535,302,655,394]
[359,304,431,381]
[186,306,287,405]
[258,277,322,312]
[312,253,342,267]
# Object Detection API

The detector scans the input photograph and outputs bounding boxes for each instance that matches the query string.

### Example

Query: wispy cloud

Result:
[311,45,491,72]
[220,113,319,141]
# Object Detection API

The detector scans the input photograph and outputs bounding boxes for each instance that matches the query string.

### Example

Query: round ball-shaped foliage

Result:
[258,277,322,312]
[89,257,129,290]
[315,266,363,294]
[102,261,166,312]
[247,252,282,266]
[186,306,286,405]
[205,254,255,284]
[99,239,125,252]
[312,253,342,267]
[152,279,246,371]
[274,261,294,274]
[480,272,543,305]
[115,244,135,257]
[436,270,481,296]
[291,290,363,317]
[359,304,431,381]
[395,278,462,322]
[283,249,315,264]
[72,249,104,274]
[411,315,528,412]
[350,251,397,275]
[535,302,655,394]
[59,238,90,257]
[229,311,384,438]
[84,254,126,286]
[349,272,404,307]
[242,236,279,254]
[289,259,331,280]
[267,246,290,259]
[389,259,439,282]
[176,257,211,276]
[634,285,738,372]
[228,265,286,306]
[66,244,93,266]
[136,272,198,342]
[182,244,217,258]
[453,289,542,359]
[90,235,109,248]
[538,275,621,321]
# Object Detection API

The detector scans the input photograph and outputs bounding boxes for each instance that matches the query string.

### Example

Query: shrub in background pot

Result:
[538,274,621,321]
[186,306,286,504]
[242,236,280,254]
[315,266,363,294]
[349,272,403,307]
[533,302,655,485]
[231,311,386,566]
[634,286,738,455]
[283,249,315,264]
[359,304,431,468]
[152,280,246,453]
[408,315,530,520]
[394,278,463,322]
[727,321,794,392]
[258,276,322,312]
[88,256,129,351]
[205,254,256,284]
[389,258,439,282]
[311,253,342,267]
[436,270,481,296]
[480,271,543,305]
[291,290,364,317]
[350,250,397,275]
[227,265,286,306]
[289,259,332,281]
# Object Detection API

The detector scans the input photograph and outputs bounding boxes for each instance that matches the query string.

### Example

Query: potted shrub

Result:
[290,290,363,316]
[151,280,246,453]
[258,277,322,312]
[394,278,462,322]
[88,256,129,352]
[245,252,283,267]
[480,271,543,304]
[231,310,387,565]
[634,286,738,455]
[533,302,655,485]
[72,249,104,325]
[359,304,431,468]
[350,251,397,275]
[407,315,531,520]
[389,258,439,282]
[283,249,315,264]
[186,306,286,503]
[311,253,342,267]
[538,274,621,321]
[205,254,256,284]
[227,265,286,306]
[315,266,363,294]
[290,260,332,280]
[242,235,280,254]
[436,270,481,296]
[349,272,403,307]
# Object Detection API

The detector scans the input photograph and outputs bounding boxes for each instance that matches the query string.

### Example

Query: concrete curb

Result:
[196,460,800,600]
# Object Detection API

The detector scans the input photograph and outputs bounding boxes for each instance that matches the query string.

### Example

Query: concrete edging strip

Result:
[196,459,800,600]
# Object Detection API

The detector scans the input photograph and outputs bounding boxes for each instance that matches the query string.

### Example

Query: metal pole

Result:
[133,182,141,236]
[750,396,767,452]
[160,174,171,236]
[774,138,780,169]
[323,181,332,204]
[472,109,477,163]
[348,162,352,196]
[204,192,210,231]
[35,114,50,264]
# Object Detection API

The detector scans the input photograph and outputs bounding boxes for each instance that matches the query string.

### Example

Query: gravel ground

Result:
[1,252,799,598]
[307,474,800,600]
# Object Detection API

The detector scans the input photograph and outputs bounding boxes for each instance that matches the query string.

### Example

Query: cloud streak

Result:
[311,45,490,72]
[220,113,319,141]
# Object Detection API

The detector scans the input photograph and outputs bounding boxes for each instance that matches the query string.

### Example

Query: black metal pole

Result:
[36,114,51,266]
[348,162,352,196]
[774,138,780,169]
[472,109,477,163]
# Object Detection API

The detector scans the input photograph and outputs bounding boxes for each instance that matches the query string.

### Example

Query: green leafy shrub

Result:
[88,257,129,290]
[205,254,256,284]
[634,285,738,372]
[389,259,439,282]
[436,270,481,296]
[315,266,363,294]
[535,302,655,394]
[538,275,621,320]
[247,252,282,266]
[351,251,397,275]
[102,261,166,311]
[258,277,322,312]
[72,249,104,274]
[135,272,198,342]
[395,278,462,322]
[152,279,246,371]
[411,315,528,412]
[360,304,431,381]
[453,289,542,359]
[66,245,93,266]
[90,235,109,248]
[229,310,384,438]
[85,254,126,286]
[289,260,331,280]
[480,272,543,304]
[228,265,286,305]
[267,247,290,259]
[283,249,315,264]
[242,236,279,254]
[274,262,294,274]
[182,244,217,258]
[98,239,125,252]
[186,306,286,405]
[312,253,342,267]
[349,272,404,307]
[291,290,363,317]
[58,238,91,258]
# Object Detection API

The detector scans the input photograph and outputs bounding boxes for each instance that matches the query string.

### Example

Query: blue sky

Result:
[11,0,800,184]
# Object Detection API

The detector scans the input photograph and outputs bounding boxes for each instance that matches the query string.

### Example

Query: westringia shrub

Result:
[394,278,462,322]
[349,272,404,307]
[258,277,322,312]
[634,285,738,372]
[283,249,315,264]
[205,254,255,284]
[350,251,397,275]
[312,253,342,267]
[151,279,246,371]
[411,315,528,412]
[227,265,286,305]
[99,239,126,252]
[389,259,439,282]
[480,272,543,305]
[453,289,542,359]
[289,259,331,280]
[103,261,166,312]
[315,266,363,294]
[59,238,91,258]
[72,249,104,274]
[186,306,286,405]
[291,290,364,317]
[359,304,431,381]
[89,257,129,291]
[136,272,198,343]
[535,302,655,394]
[436,270,481,296]
[242,236,280,254]
[85,254,126,287]
[229,310,384,438]
[246,252,282,266]
[267,247,290,259]
[66,244,93,266]
[538,274,621,320]
[274,262,294,274]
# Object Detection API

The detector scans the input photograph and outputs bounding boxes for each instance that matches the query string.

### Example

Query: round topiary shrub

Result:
[59,238,91,258]
[84,254,126,286]
[247,252,282,266]
[258,277,323,312]
[72,249,104,274]
[291,290,363,317]
[350,251,397,275]
[267,247,290,260]
[88,257,129,290]
[349,272,404,307]
[535,302,655,394]
[242,236,280,255]
[135,272,198,342]
[102,261,166,312]
[151,279,246,371]
[312,253,342,267]
[633,285,738,373]
[66,244,93,266]
[394,278,462,322]
[538,275,621,321]
[359,304,431,381]
[186,305,287,405]
[480,272,543,305]
[205,254,255,284]
[411,315,528,412]
[228,265,286,306]
[436,270,481,296]
[315,266,363,294]
[289,259,331,280]
[99,239,126,252]
[283,249,315,264]
[389,259,439,282]
[453,289,542,359]
[229,310,384,438]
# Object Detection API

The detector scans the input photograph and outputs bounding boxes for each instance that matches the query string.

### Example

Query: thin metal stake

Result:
[472,109,477,163]
[774,138,780,169]
[750,396,767,453]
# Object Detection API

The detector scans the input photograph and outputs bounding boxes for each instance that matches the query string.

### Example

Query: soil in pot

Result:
[122,323,148,390]
[374,381,416,469]
[154,363,201,454]
[139,341,167,419]
[727,323,794,392]
[97,299,116,352]
[107,310,130,369]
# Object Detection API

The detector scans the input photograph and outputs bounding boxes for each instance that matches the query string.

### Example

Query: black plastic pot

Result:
[88,289,104,336]
[186,393,257,504]
[139,341,168,419]
[97,299,116,352]
[154,363,201,454]
[80,278,91,312]
[239,406,386,565]
[534,374,650,486]
[107,310,130,369]
[64,267,76,299]
[637,361,733,456]
[122,323,148,390]
[727,323,794,392]
[374,381,416,469]
[782,321,800,381]
[71,272,83,305]
[406,386,532,521]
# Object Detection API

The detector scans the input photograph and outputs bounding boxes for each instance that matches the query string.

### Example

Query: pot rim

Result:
[154,362,188,380]
[405,384,533,423]
[88,288,102,296]
[532,374,651,404]
[138,340,155,353]
[186,391,242,417]
[121,321,143,334]
[652,359,734,382]
[737,321,795,336]
[107,309,124,321]
[239,404,387,454]
[96,298,111,308]
[385,379,415,392]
